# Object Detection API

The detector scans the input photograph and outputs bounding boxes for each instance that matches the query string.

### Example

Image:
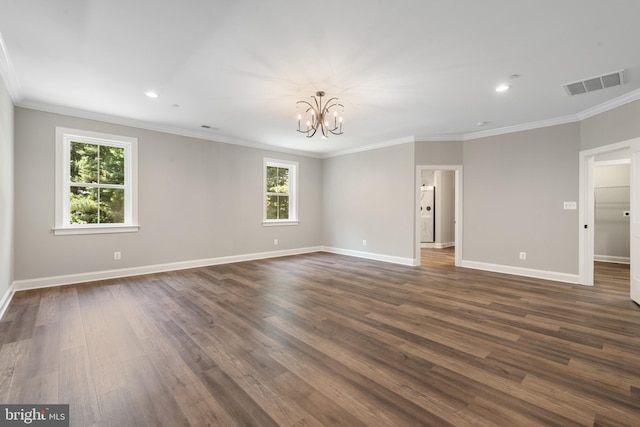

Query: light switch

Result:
[563,201,577,210]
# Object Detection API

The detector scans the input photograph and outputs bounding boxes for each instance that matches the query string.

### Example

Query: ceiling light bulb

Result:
[495,84,510,93]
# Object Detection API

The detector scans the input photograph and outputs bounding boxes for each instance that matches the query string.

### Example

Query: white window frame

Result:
[54,127,139,235]
[263,158,298,226]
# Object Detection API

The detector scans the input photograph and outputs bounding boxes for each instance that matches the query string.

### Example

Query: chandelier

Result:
[296,91,344,138]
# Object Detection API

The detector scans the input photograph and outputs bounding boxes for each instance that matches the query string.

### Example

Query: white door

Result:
[631,140,640,304]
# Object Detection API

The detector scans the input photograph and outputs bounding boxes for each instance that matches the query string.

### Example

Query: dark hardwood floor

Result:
[1,249,638,426]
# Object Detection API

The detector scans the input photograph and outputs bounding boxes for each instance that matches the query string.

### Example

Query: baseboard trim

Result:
[12,246,324,292]
[0,283,15,320]
[11,249,580,294]
[322,246,417,266]
[594,255,630,264]
[461,260,580,285]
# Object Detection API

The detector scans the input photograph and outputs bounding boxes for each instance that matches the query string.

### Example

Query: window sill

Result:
[53,224,140,236]
[262,220,299,227]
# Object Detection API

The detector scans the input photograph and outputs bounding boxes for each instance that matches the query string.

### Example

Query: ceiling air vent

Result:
[563,70,625,96]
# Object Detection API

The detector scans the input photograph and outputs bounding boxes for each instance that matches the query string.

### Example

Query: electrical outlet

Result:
[274,238,278,245]
[519,252,526,260]
[362,240,367,246]
[114,251,121,260]
[563,201,577,210]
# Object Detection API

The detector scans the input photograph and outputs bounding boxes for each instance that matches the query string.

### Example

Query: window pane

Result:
[278,195,289,219]
[100,188,125,223]
[277,167,289,190]
[266,195,289,220]
[70,186,99,224]
[266,195,278,219]
[70,142,98,183]
[266,166,278,192]
[100,145,125,185]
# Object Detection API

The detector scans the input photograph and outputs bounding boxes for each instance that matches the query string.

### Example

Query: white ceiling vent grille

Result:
[563,70,625,96]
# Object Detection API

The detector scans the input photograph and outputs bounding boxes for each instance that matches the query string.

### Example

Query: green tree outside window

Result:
[69,141,125,224]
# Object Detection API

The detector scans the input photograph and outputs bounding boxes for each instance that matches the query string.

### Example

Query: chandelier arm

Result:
[323,102,344,119]
[306,125,318,138]
[297,101,320,131]
[323,97,339,108]
[296,100,314,110]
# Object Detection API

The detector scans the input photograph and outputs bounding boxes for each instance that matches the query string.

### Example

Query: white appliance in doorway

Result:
[420,186,435,243]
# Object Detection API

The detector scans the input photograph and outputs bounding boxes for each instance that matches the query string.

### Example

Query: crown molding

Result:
[415,134,464,142]
[462,114,580,141]
[0,32,21,102]
[575,88,640,121]
[462,88,640,142]
[323,135,416,158]
[16,100,324,159]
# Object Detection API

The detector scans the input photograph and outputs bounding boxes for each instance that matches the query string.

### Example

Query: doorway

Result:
[579,137,639,304]
[594,159,630,265]
[415,165,462,267]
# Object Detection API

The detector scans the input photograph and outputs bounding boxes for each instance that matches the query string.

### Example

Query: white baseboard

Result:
[9,248,581,299]
[0,283,15,320]
[421,242,454,249]
[12,246,324,292]
[322,246,417,266]
[594,255,630,264]
[461,260,580,284]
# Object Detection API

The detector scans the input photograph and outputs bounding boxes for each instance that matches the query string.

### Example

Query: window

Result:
[54,127,138,235]
[263,158,298,225]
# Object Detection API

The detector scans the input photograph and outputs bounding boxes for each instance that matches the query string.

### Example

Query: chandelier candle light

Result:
[296,91,344,138]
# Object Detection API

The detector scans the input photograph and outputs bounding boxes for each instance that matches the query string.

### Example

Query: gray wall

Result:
[415,140,463,165]
[463,123,580,273]
[322,143,415,260]
[13,108,323,280]
[0,75,13,296]
[594,164,630,260]
[581,99,640,150]
[9,94,640,287]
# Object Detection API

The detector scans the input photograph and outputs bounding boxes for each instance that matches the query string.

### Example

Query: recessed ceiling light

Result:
[201,125,211,129]
[145,91,159,98]
[495,84,510,93]
[477,121,489,127]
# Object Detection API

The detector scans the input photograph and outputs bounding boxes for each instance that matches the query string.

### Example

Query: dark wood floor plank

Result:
[0,339,32,403]
[122,355,192,427]
[0,248,639,425]
[59,346,100,427]
[97,387,148,427]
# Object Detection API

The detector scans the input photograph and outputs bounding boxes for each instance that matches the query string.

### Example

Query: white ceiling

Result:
[1,0,640,156]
